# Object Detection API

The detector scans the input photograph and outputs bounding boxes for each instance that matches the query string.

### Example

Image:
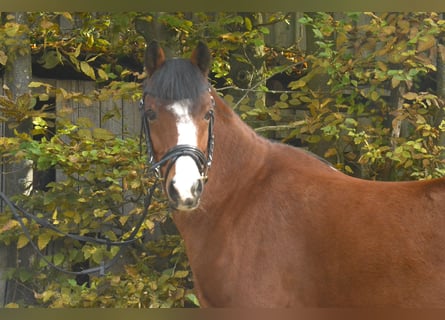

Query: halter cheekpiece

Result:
[139,86,215,183]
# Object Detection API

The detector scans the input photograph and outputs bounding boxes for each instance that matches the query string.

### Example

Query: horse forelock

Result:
[145,58,208,102]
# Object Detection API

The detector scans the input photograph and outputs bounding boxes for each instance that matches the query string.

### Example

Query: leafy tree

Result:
[0,11,292,307]
[282,12,445,180]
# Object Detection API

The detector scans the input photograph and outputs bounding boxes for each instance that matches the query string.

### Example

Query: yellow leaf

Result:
[403,92,418,100]
[345,165,354,174]
[5,303,19,308]
[80,61,96,80]
[74,44,82,58]
[124,265,139,278]
[144,219,155,231]
[40,290,55,303]
[64,210,76,218]
[119,216,129,226]
[397,19,410,34]
[38,233,51,250]
[391,77,400,88]
[417,34,436,52]
[28,81,47,88]
[324,148,337,158]
[1,219,19,232]
[40,20,54,29]
[336,32,348,49]
[51,209,59,225]
[0,50,7,65]
[438,44,445,61]
[382,25,396,35]
[97,68,109,80]
[58,87,68,99]
[17,234,29,249]
[376,61,387,72]
[220,33,240,42]
[61,12,73,21]
[370,91,380,101]
[73,213,81,224]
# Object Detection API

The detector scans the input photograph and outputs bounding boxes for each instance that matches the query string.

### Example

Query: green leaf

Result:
[306,135,321,143]
[19,269,32,282]
[4,22,20,37]
[185,293,200,307]
[53,252,64,266]
[244,17,252,31]
[174,270,189,278]
[40,51,61,69]
[289,79,306,90]
[93,128,114,140]
[67,279,78,286]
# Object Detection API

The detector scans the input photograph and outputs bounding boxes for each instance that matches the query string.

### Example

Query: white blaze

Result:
[168,100,202,202]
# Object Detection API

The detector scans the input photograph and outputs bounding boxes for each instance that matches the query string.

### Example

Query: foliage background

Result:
[0,12,445,307]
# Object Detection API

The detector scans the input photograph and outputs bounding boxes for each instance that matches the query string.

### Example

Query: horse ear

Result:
[145,41,166,76]
[191,41,211,76]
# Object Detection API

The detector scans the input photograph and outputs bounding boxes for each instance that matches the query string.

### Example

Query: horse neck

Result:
[209,94,269,184]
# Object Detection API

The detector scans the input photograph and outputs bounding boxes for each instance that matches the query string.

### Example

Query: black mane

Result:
[144,58,208,101]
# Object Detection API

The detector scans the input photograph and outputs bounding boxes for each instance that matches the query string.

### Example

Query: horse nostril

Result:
[183,198,195,206]
[191,180,203,197]
[168,180,179,201]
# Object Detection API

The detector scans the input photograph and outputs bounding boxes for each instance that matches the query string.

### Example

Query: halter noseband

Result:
[139,88,215,183]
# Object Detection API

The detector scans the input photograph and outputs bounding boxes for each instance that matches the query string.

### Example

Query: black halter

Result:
[139,88,215,183]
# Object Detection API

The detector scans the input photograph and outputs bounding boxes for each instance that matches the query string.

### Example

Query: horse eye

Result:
[204,109,213,121]
[146,109,157,121]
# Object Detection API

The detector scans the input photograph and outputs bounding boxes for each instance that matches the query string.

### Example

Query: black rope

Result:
[0,178,159,276]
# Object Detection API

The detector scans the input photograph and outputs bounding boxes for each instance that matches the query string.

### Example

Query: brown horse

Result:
[142,41,445,307]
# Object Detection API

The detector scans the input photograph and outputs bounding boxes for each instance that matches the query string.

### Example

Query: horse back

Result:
[265,144,445,306]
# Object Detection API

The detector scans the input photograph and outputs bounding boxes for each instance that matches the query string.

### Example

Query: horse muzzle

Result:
[167,175,204,211]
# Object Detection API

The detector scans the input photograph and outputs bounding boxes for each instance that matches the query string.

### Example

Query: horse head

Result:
[142,41,215,211]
